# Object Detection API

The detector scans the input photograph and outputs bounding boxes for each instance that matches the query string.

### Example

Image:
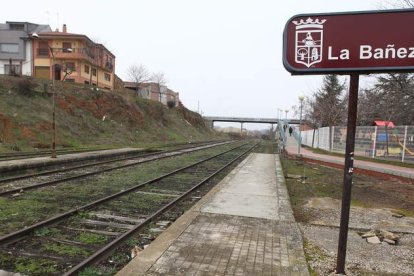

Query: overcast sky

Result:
[2,1,382,129]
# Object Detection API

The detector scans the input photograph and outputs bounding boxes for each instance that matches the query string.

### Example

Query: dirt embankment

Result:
[0,76,218,151]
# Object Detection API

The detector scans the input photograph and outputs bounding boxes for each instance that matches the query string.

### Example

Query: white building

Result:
[0,21,51,76]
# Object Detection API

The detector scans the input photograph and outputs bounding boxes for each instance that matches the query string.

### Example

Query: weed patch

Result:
[42,242,91,257]
[77,233,108,245]
[0,253,58,275]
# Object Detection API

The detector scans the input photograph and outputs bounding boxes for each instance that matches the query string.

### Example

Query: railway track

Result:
[0,148,112,162]
[0,141,255,275]
[0,141,229,196]
[0,140,223,162]
[0,141,235,237]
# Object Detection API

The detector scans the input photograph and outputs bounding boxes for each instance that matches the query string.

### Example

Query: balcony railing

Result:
[105,61,113,70]
[38,47,94,58]
[37,48,50,56]
[36,47,114,72]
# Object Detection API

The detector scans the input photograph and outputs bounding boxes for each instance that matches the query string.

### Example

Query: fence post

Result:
[372,126,377,158]
[312,128,316,148]
[315,129,318,148]
[331,126,335,152]
[317,128,320,149]
[402,125,408,162]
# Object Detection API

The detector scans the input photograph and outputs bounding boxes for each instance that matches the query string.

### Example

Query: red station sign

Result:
[283,9,414,74]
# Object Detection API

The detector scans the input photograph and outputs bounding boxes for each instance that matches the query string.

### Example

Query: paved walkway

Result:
[118,153,309,276]
[285,135,414,179]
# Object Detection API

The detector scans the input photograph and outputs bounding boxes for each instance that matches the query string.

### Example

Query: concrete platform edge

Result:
[116,154,253,275]
[0,148,144,173]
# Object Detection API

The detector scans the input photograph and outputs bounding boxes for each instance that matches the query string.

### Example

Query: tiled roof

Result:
[373,121,395,127]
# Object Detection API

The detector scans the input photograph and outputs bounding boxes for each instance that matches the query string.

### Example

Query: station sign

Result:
[283,9,414,74]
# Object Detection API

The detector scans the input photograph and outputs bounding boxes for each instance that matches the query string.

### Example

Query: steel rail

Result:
[0,140,221,184]
[0,150,157,184]
[0,141,232,197]
[0,140,222,161]
[146,139,227,150]
[0,148,110,161]
[63,143,257,275]
[0,142,247,246]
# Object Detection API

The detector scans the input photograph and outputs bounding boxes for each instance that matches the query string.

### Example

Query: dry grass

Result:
[0,75,221,152]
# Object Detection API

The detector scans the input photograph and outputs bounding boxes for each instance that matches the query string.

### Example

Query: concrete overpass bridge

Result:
[203,116,301,131]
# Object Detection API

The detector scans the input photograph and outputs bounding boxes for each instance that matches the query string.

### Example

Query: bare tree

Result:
[151,72,167,103]
[359,74,414,125]
[379,0,414,8]
[367,0,414,125]
[399,0,414,7]
[389,0,414,9]
[127,64,149,97]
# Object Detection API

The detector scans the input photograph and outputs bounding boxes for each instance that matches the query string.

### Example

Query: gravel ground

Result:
[300,198,414,275]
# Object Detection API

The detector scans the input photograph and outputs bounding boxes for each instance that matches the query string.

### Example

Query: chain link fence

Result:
[300,125,414,163]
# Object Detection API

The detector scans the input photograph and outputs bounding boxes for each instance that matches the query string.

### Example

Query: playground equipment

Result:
[399,140,414,155]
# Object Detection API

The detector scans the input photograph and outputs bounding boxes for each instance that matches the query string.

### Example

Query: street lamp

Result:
[298,95,305,154]
[278,108,282,120]
[32,33,72,158]
[32,33,57,158]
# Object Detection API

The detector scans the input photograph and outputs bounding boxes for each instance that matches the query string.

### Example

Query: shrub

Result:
[8,143,21,151]
[228,132,243,139]
[167,100,176,108]
[16,78,36,96]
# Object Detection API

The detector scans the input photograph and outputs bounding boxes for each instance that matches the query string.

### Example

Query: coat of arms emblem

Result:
[293,17,326,68]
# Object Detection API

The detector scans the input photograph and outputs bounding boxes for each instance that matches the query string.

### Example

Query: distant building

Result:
[32,24,115,90]
[0,21,51,76]
[124,81,179,106]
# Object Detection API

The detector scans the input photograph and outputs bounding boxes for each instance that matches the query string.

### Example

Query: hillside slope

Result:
[0,76,219,152]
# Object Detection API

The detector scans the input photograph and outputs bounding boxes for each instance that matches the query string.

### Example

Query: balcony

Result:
[37,47,94,62]
[36,47,113,72]
[105,61,113,71]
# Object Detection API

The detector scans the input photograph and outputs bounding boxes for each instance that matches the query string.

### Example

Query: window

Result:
[92,68,97,76]
[62,42,72,53]
[104,73,111,81]
[84,47,95,59]
[38,41,49,56]
[84,65,90,74]
[35,66,49,79]
[65,62,75,72]
[4,64,21,75]
[65,78,75,82]
[38,48,49,56]
[9,23,24,30]
[0,43,19,53]
[84,81,90,84]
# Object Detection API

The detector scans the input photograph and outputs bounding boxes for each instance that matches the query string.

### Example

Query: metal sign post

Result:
[282,8,414,274]
[336,74,359,273]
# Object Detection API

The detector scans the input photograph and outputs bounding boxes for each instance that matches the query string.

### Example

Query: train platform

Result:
[117,153,309,275]
[0,148,143,173]
[284,135,414,179]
